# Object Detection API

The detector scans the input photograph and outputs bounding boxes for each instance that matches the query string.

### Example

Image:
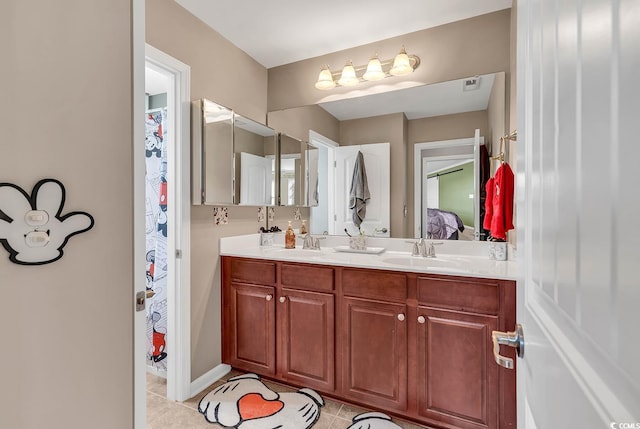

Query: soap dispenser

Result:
[285,220,296,249]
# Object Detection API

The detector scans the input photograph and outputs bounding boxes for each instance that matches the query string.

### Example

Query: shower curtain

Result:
[145,109,168,371]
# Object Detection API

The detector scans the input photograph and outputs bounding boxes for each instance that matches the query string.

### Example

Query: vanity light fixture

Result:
[315,46,420,90]
[338,61,359,86]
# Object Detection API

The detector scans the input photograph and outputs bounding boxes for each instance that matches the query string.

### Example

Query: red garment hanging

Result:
[484,163,514,240]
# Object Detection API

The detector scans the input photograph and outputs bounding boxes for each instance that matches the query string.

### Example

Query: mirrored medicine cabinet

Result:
[192,98,317,207]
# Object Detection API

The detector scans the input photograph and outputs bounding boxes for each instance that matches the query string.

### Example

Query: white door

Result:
[240,152,273,205]
[333,143,390,237]
[516,1,639,428]
[425,176,439,209]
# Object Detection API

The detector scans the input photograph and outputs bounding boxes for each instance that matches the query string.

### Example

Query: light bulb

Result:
[390,47,414,76]
[338,61,359,86]
[315,66,336,90]
[363,55,385,81]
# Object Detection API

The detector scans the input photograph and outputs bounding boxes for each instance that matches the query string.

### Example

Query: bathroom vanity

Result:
[220,236,517,429]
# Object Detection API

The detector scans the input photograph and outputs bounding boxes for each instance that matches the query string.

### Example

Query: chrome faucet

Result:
[302,234,325,250]
[407,238,443,257]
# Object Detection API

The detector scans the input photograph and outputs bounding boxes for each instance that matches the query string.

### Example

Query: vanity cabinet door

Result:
[223,282,276,376]
[342,296,408,411]
[416,306,499,429]
[278,288,335,392]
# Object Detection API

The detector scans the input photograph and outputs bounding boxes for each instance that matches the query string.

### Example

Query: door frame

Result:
[144,44,192,403]
[413,134,480,239]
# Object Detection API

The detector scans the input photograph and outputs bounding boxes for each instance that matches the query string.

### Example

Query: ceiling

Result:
[174,0,513,69]
[319,73,496,121]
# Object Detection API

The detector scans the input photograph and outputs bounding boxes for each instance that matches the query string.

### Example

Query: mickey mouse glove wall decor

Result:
[0,179,94,265]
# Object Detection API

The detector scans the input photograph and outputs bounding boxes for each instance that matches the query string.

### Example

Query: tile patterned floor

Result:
[147,370,433,429]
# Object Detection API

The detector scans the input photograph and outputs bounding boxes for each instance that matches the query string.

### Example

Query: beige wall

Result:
[339,113,408,237]
[488,72,507,175]
[0,0,134,427]
[146,0,270,380]
[407,110,489,237]
[267,105,340,143]
[268,10,511,111]
[146,0,311,380]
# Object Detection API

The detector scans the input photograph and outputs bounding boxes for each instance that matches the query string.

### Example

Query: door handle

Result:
[491,324,524,369]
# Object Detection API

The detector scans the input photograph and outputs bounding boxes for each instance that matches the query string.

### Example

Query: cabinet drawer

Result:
[342,269,407,302]
[230,259,276,285]
[417,276,499,315]
[281,263,334,292]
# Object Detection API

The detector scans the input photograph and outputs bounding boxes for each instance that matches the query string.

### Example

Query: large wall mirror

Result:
[191,99,234,205]
[234,115,277,206]
[193,99,320,207]
[278,133,318,207]
[268,71,506,239]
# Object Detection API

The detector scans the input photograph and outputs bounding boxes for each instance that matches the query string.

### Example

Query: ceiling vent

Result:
[462,76,480,91]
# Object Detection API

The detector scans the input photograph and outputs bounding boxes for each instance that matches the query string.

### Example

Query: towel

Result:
[349,151,370,227]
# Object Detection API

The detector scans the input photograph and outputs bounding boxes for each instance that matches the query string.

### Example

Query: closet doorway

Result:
[142,45,191,403]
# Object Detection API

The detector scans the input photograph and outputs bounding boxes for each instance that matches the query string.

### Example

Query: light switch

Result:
[25,210,49,226]
[25,231,50,248]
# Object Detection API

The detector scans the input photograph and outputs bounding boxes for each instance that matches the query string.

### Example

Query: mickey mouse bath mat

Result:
[198,373,324,429]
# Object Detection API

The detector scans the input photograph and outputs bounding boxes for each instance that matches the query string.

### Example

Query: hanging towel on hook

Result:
[484,162,514,240]
[349,151,370,227]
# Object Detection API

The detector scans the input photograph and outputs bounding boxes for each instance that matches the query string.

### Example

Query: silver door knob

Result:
[491,324,524,369]
[265,294,273,301]
[397,313,405,321]
[279,296,287,303]
[417,316,426,324]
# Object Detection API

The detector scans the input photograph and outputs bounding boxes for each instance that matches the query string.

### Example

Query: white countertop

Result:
[220,234,519,281]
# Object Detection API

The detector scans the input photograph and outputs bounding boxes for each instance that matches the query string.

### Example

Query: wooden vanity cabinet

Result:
[277,263,335,392]
[415,275,516,429]
[222,257,336,391]
[340,269,408,412]
[222,257,516,429]
[222,258,277,375]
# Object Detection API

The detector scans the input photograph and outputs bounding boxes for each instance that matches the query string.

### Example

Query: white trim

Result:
[309,131,339,235]
[144,44,192,402]
[133,0,146,427]
[308,130,339,148]
[413,136,478,238]
[190,364,232,397]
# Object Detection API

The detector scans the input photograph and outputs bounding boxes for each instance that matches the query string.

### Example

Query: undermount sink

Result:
[264,248,325,258]
[380,256,467,270]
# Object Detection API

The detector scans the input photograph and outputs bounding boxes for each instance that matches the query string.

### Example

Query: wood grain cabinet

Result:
[223,259,277,375]
[415,275,515,429]
[223,258,336,391]
[341,269,408,411]
[221,256,516,429]
[278,262,336,391]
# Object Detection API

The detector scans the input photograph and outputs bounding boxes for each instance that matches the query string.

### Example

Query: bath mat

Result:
[198,373,324,429]
[347,412,403,429]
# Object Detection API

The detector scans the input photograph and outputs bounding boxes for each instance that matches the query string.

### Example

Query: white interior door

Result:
[333,143,390,237]
[517,1,639,427]
[240,152,272,205]
[425,176,439,209]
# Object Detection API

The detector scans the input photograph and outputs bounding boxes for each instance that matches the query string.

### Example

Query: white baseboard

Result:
[190,364,231,397]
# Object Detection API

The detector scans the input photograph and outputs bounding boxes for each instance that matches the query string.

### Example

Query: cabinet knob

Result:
[417,316,426,324]
[397,313,405,321]
[265,294,273,301]
[279,296,287,303]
